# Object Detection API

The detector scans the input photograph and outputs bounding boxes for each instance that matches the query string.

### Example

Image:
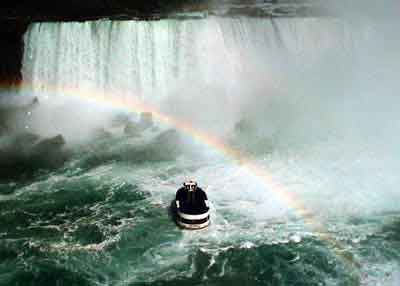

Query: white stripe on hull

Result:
[177,219,210,230]
[177,210,209,220]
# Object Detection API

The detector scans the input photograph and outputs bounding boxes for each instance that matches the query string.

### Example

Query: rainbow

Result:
[9,83,357,269]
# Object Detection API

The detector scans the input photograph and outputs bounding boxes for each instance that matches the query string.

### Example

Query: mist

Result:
[12,12,400,217]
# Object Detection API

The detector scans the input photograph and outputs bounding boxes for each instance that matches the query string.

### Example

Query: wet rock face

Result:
[0,20,28,86]
[0,0,186,20]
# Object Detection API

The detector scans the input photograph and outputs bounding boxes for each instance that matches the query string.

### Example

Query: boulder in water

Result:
[138,112,154,131]
[146,129,182,160]
[92,127,113,140]
[13,132,41,149]
[124,112,155,136]
[0,133,68,181]
[31,134,66,155]
[124,121,141,137]
[0,123,9,136]
[234,118,255,137]
[111,112,132,127]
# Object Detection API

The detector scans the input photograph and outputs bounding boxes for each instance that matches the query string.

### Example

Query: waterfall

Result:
[21,17,378,104]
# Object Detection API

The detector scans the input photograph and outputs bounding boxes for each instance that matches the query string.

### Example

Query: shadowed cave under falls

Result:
[1,14,400,286]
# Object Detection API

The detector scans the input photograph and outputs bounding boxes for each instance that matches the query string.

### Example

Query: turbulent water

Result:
[1,14,400,286]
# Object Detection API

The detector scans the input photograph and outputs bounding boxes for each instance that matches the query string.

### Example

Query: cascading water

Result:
[0,15,399,286]
[22,17,375,102]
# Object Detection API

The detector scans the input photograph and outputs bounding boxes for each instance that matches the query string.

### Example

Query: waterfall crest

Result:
[21,17,376,103]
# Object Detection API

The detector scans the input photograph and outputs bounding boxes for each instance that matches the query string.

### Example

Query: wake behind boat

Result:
[172,181,210,230]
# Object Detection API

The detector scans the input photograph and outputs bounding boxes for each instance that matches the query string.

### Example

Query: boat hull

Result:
[176,210,210,229]
[171,201,210,230]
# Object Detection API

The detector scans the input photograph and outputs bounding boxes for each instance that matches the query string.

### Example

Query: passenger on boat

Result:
[175,180,208,214]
